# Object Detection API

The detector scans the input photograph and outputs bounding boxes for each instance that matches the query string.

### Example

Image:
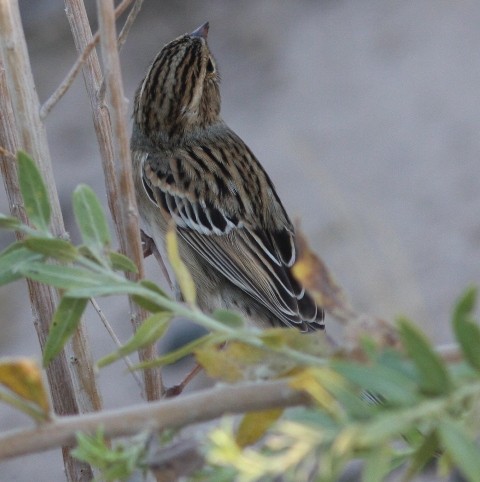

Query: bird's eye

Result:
[206,58,215,74]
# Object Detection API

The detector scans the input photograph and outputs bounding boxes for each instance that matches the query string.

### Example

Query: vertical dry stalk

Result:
[64,0,164,399]
[96,0,164,400]
[0,1,99,480]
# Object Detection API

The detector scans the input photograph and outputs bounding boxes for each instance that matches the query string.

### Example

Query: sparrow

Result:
[131,22,324,331]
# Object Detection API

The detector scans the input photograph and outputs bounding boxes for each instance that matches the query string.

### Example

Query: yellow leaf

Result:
[195,341,291,382]
[236,409,284,447]
[165,224,196,305]
[289,368,338,412]
[261,327,329,357]
[0,357,50,413]
[195,343,253,382]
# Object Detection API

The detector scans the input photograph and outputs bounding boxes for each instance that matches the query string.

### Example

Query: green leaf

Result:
[0,242,44,285]
[453,286,477,322]
[398,318,451,396]
[212,309,245,328]
[97,312,172,368]
[24,237,78,262]
[452,287,480,372]
[67,282,144,299]
[109,251,138,273]
[132,333,216,370]
[453,316,480,372]
[0,214,22,231]
[72,428,145,482]
[72,184,110,255]
[43,297,88,366]
[131,280,170,312]
[358,410,416,446]
[17,261,115,290]
[404,431,439,481]
[362,443,392,482]
[332,361,419,406]
[439,418,480,482]
[17,151,51,232]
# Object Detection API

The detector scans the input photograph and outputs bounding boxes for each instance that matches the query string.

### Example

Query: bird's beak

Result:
[190,21,209,40]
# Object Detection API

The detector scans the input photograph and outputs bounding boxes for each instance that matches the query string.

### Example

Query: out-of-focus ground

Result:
[1,1,479,480]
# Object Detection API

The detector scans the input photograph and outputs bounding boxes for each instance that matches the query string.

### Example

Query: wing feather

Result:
[141,150,324,329]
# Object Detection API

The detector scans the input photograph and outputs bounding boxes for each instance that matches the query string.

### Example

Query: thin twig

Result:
[89,298,144,392]
[40,35,98,119]
[63,0,164,399]
[0,379,309,460]
[96,0,164,400]
[40,0,135,119]
[98,0,144,102]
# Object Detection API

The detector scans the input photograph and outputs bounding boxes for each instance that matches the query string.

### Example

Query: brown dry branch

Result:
[64,0,164,400]
[89,298,144,390]
[41,0,136,119]
[0,1,102,480]
[97,0,145,102]
[0,379,308,461]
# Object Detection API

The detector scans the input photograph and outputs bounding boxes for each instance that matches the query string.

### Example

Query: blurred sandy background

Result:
[1,0,479,480]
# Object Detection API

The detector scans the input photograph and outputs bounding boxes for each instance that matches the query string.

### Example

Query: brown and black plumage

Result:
[131,22,324,331]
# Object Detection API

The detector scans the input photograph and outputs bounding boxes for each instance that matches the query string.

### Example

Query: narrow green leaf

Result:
[362,443,392,482]
[452,287,480,372]
[132,333,216,370]
[453,317,480,372]
[398,318,451,396]
[0,242,44,285]
[17,151,51,232]
[439,419,480,482]
[212,309,245,328]
[332,361,419,406]
[359,411,415,446]
[72,428,145,481]
[43,297,88,366]
[109,251,138,273]
[67,282,144,299]
[24,237,78,262]
[453,286,477,323]
[404,431,439,481]
[0,214,21,231]
[72,184,110,254]
[97,312,172,368]
[17,261,114,290]
[132,280,170,312]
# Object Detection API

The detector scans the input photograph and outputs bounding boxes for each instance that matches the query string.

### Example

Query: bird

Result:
[131,22,324,332]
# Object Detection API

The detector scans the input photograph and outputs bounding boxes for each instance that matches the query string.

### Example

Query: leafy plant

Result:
[1,152,480,481]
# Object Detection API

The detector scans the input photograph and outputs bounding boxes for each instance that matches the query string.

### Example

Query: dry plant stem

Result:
[117,0,144,52]
[90,298,144,391]
[98,0,144,101]
[64,0,164,399]
[165,364,203,398]
[41,0,135,119]
[0,133,92,482]
[0,0,102,415]
[96,0,164,400]
[0,379,308,461]
[0,2,100,480]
